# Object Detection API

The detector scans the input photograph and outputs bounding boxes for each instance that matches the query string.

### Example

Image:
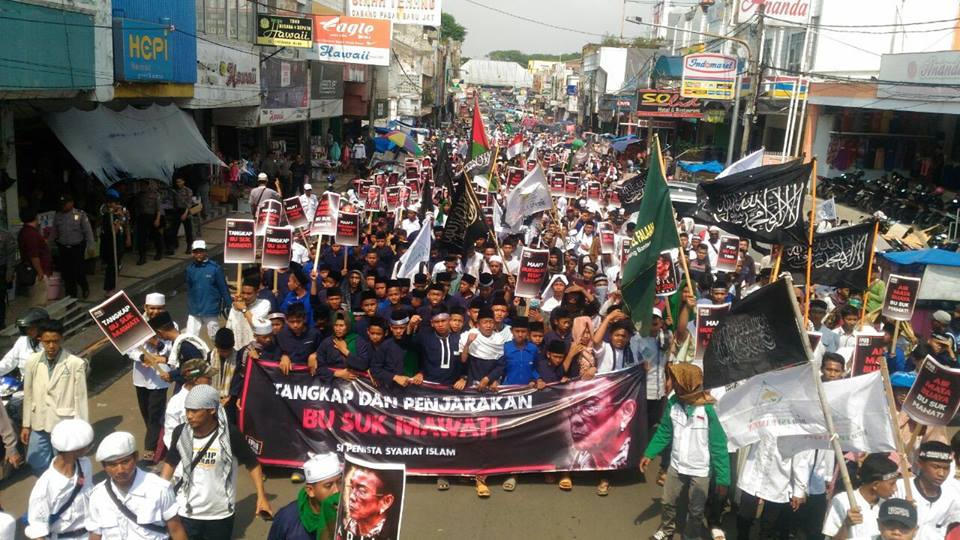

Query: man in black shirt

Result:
[276,304,319,375]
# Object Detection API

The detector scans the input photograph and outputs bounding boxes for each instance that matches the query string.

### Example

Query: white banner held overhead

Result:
[716,147,764,179]
[395,216,433,280]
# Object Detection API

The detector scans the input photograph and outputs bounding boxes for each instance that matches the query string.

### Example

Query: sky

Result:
[442,0,662,57]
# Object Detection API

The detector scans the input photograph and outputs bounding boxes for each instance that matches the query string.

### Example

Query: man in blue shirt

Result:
[499,317,544,389]
[808,299,840,353]
[185,240,231,340]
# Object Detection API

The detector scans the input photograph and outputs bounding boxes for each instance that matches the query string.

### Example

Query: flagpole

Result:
[803,160,818,327]
[772,246,783,279]
[878,327,915,501]
[463,169,514,281]
[784,274,859,511]
[860,219,881,323]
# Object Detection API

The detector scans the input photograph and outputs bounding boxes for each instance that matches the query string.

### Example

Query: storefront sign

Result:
[636,90,703,119]
[879,51,960,101]
[260,58,309,125]
[346,0,441,26]
[598,95,637,113]
[256,15,313,48]
[735,0,811,26]
[239,361,646,473]
[681,53,737,101]
[192,40,259,108]
[114,20,174,82]
[313,15,392,67]
[309,61,344,100]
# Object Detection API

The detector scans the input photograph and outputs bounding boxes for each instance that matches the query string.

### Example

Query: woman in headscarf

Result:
[316,312,371,383]
[342,269,365,315]
[540,275,568,318]
[568,316,598,380]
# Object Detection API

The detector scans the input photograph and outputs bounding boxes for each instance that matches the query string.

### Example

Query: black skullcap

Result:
[436,271,453,283]
[360,290,377,302]
[414,273,429,285]
[511,316,529,329]
[397,278,411,289]
[149,311,174,331]
[547,340,567,355]
[529,321,545,333]
[479,272,494,287]
[411,289,426,299]
[325,287,342,298]
[468,297,486,310]
[477,307,495,320]
[461,274,477,285]
[918,441,953,463]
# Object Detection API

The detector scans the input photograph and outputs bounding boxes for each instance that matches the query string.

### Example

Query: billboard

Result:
[313,15,392,67]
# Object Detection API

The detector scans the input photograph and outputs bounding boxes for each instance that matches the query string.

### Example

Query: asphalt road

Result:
[0,273,675,540]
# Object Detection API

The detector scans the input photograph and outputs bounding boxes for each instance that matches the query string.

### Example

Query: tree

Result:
[487,50,582,67]
[441,12,466,42]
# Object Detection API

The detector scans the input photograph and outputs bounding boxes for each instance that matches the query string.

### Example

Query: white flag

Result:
[717,363,826,448]
[396,216,433,280]
[777,371,896,456]
[716,147,765,179]
[817,197,838,222]
[504,164,552,231]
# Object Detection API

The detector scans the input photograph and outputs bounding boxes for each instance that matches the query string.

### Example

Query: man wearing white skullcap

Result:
[268,452,343,540]
[228,319,281,426]
[161,385,273,537]
[127,292,172,462]
[86,431,187,540]
[26,418,93,539]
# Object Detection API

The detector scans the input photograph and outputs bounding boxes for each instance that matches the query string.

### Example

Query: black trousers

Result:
[102,239,123,292]
[56,242,88,297]
[136,216,164,259]
[135,386,167,453]
[165,209,194,252]
[789,492,828,539]
[737,491,790,540]
[181,515,235,540]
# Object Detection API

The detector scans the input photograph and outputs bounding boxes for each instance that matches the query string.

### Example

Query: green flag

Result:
[621,137,680,334]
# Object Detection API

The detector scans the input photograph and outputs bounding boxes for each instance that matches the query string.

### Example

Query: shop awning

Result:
[45,104,223,185]
[809,94,960,115]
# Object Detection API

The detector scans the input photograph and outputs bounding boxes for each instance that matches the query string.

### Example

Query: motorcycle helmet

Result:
[16,308,49,334]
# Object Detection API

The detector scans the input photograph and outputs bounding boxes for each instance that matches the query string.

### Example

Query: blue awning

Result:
[881,248,960,268]
[652,56,683,80]
[678,160,724,174]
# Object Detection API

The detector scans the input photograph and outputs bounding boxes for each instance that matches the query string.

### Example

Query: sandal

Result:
[558,475,573,491]
[475,478,491,498]
[657,470,667,487]
[502,476,517,492]
[436,477,450,491]
[597,479,610,496]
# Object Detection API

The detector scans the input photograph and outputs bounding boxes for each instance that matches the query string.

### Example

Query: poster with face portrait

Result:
[656,250,679,297]
[311,192,341,237]
[600,230,616,255]
[549,172,565,196]
[365,186,382,212]
[240,362,647,475]
[507,167,524,189]
[335,455,406,540]
[516,248,549,299]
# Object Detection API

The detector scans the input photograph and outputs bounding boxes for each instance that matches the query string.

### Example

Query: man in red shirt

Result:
[17,208,53,306]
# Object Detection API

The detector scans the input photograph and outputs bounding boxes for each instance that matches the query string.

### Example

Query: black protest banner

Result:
[365,186,382,212]
[549,172,565,196]
[656,251,679,297]
[89,291,155,353]
[695,160,812,245]
[808,332,822,351]
[335,212,360,247]
[903,356,960,426]
[335,456,407,540]
[224,219,256,264]
[617,173,646,215]
[851,333,886,376]
[703,278,809,388]
[239,362,647,474]
[516,248,549,299]
[283,196,309,230]
[460,150,494,178]
[262,226,293,269]
[311,192,340,237]
[882,274,922,321]
[437,175,487,257]
[715,236,740,273]
[600,231,615,255]
[781,222,875,289]
[256,199,284,236]
[586,182,602,202]
[695,303,729,363]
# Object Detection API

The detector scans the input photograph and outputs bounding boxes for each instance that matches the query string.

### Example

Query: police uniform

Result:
[51,206,94,298]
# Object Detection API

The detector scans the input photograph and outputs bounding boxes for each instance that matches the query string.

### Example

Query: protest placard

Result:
[695,303,730,362]
[903,356,960,426]
[881,274,922,321]
[262,226,292,269]
[715,236,740,273]
[516,248,549,298]
[336,212,360,246]
[282,196,309,229]
[89,291,155,353]
[335,455,407,540]
[851,332,886,376]
[656,251,679,296]
[223,219,256,264]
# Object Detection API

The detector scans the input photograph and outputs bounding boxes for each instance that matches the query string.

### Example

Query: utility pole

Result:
[739,2,764,158]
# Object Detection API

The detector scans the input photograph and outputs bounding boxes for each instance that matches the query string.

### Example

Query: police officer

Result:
[135,180,164,266]
[50,194,94,299]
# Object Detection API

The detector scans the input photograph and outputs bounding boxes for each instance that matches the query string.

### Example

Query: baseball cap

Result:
[878,498,917,529]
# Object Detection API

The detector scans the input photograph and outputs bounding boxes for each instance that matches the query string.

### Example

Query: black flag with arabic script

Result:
[695,160,812,245]
[703,278,809,389]
[437,169,487,257]
[781,221,876,290]
[616,172,647,215]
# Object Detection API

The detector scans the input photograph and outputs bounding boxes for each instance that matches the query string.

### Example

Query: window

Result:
[762,37,773,65]
[196,0,205,33]
[787,32,804,73]
[237,0,253,42]
[206,0,227,37]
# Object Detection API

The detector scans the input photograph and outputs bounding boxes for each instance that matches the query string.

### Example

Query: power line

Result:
[461,0,607,37]
[765,15,959,34]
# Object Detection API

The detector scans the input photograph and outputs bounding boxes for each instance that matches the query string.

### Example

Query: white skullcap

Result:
[303,452,342,484]
[252,318,273,336]
[51,418,94,452]
[191,240,207,251]
[184,384,220,410]
[96,431,137,462]
[258,172,268,182]
[488,255,503,265]
[145,293,166,306]
[303,183,313,190]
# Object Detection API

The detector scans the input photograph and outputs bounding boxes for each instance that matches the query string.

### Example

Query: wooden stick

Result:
[803,160,818,328]
[236,264,242,295]
[784,274,859,511]
[313,234,323,271]
[772,247,783,280]
[878,337,914,501]
[344,245,349,273]
[906,422,923,453]
[860,219,881,323]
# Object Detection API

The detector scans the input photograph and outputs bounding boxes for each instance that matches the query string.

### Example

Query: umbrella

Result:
[612,135,641,153]
[384,130,423,156]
